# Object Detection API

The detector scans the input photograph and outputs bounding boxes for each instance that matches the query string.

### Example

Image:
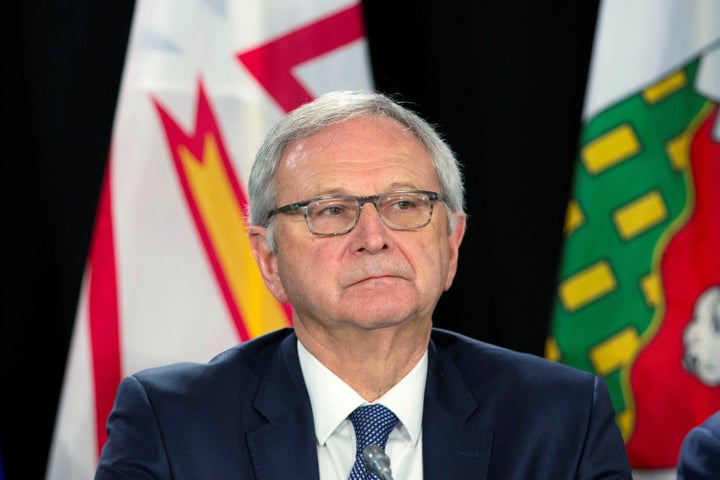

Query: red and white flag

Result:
[45,1,372,478]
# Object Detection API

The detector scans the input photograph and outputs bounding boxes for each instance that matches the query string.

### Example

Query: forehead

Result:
[276,116,439,196]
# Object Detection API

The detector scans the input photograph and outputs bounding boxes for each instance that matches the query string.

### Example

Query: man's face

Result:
[250,115,465,335]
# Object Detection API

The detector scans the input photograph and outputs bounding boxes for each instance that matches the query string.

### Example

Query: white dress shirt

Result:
[297,340,427,479]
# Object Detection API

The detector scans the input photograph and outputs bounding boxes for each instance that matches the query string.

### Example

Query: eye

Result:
[311,199,354,217]
[393,199,415,210]
[319,204,346,216]
[388,194,421,211]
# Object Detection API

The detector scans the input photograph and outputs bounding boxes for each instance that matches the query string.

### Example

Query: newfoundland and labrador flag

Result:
[45,1,372,478]
[547,0,720,477]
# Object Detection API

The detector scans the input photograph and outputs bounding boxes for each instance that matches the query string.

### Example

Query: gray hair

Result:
[248,90,465,250]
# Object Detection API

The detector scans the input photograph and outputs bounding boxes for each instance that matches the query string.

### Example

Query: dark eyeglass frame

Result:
[267,189,446,236]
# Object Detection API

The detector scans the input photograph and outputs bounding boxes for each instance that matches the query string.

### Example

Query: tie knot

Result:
[349,404,398,451]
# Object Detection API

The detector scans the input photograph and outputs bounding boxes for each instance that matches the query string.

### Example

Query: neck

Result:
[294,318,431,402]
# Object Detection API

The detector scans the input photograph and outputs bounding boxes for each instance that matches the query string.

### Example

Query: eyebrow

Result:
[305,183,423,198]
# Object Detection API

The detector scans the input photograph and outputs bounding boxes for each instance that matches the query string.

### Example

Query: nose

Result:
[351,202,389,252]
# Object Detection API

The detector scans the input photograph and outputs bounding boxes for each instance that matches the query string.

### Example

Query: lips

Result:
[340,262,412,287]
[350,275,400,287]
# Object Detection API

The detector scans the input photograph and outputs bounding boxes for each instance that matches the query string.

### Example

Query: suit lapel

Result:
[247,333,320,480]
[422,337,492,479]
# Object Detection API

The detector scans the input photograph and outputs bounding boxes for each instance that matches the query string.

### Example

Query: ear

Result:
[443,213,466,291]
[248,225,290,304]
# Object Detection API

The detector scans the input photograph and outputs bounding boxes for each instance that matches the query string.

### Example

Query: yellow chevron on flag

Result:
[179,133,288,338]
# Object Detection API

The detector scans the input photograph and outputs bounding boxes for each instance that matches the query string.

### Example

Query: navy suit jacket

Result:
[95,328,631,479]
[677,410,720,479]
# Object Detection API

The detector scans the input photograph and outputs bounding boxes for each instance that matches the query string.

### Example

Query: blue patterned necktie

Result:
[348,404,398,480]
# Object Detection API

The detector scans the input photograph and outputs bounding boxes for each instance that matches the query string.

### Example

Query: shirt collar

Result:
[297,339,427,446]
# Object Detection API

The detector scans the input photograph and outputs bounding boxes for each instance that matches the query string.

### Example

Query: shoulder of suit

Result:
[131,327,295,386]
[430,327,596,383]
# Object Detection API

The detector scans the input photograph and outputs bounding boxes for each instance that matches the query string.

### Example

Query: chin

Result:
[336,304,408,326]
[339,286,426,325]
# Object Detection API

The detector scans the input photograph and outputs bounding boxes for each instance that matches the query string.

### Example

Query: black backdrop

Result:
[6,1,599,477]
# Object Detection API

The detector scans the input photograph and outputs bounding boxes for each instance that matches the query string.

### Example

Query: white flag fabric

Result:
[46,1,372,478]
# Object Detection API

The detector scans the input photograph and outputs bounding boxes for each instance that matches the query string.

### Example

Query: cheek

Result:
[412,238,452,292]
[276,242,337,298]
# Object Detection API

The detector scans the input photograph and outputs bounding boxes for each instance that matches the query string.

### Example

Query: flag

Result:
[45,1,373,478]
[547,0,720,476]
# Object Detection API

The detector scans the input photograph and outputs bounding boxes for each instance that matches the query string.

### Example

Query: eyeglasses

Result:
[267,190,446,236]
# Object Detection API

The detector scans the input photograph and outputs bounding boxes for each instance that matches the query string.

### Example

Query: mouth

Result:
[340,260,413,288]
[348,274,403,287]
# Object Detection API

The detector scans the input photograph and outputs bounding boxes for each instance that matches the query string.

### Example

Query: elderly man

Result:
[95,90,631,479]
